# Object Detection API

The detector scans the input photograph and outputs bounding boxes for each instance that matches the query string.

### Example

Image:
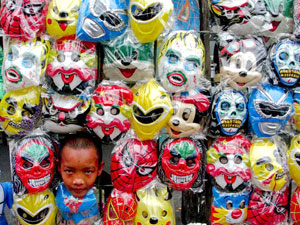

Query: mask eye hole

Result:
[265,163,274,171]
[240,200,245,209]
[186,158,195,167]
[170,156,180,165]
[162,210,167,217]
[110,107,120,115]
[23,161,33,169]
[279,52,289,61]
[97,108,104,116]
[7,106,16,115]
[220,101,230,111]
[22,110,31,117]
[226,201,233,210]
[234,155,242,164]
[219,156,228,164]
[142,211,148,218]
[40,157,50,168]
[57,52,65,62]
[71,51,80,62]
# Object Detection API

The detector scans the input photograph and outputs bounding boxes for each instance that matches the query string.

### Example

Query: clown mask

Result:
[0,86,42,137]
[86,84,133,143]
[4,38,50,91]
[46,39,97,95]
[110,138,158,193]
[291,186,300,224]
[0,0,48,40]
[157,31,205,93]
[287,134,300,186]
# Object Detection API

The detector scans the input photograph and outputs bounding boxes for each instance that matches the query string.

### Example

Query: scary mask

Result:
[248,187,289,225]
[103,188,137,225]
[157,31,205,93]
[43,93,91,134]
[0,86,42,137]
[291,186,300,224]
[131,79,173,141]
[13,189,57,225]
[206,135,252,192]
[86,84,133,143]
[248,84,294,137]
[4,38,50,91]
[103,31,154,83]
[0,0,48,40]
[77,0,129,42]
[287,134,300,186]
[110,138,158,193]
[46,38,97,95]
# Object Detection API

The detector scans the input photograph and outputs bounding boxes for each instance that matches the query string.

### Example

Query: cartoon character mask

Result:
[219,36,267,91]
[13,189,57,225]
[211,187,250,225]
[158,137,205,191]
[248,84,294,137]
[110,138,158,193]
[248,187,289,225]
[86,84,133,143]
[46,0,81,38]
[46,39,97,95]
[129,0,174,43]
[0,0,48,40]
[291,186,300,224]
[166,89,210,138]
[157,31,205,93]
[0,182,13,225]
[206,135,251,192]
[103,31,154,82]
[12,135,56,194]
[103,188,137,225]
[0,86,42,137]
[43,94,91,134]
[210,89,248,136]
[250,138,289,191]
[287,134,300,186]
[131,79,173,141]
[4,38,50,91]
[77,0,129,42]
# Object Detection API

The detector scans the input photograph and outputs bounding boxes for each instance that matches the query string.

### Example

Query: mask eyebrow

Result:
[5,97,17,108]
[256,156,271,166]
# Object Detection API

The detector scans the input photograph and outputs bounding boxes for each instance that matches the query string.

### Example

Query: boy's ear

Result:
[97,160,104,176]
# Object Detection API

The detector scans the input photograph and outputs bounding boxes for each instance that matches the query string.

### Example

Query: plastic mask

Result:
[77,0,129,42]
[294,88,300,131]
[135,185,175,225]
[291,186,300,224]
[86,84,133,143]
[0,0,48,40]
[13,189,57,225]
[248,84,294,137]
[103,188,137,225]
[129,0,174,43]
[46,0,81,38]
[43,94,91,134]
[157,31,205,93]
[287,134,300,186]
[46,39,97,95]
[0,182,13,225]
[111,138,158,193]
[131,79,173,141]
[248,187,289,225]
[4,38,50,91]
[0,86,42,137]
[103,31,154,82]
[250,138,289,191]
[211,187,250,225]
[206,135,251,192]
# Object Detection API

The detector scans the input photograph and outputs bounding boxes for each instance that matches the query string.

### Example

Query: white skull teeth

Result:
[28,174,51,188]
[221,119,242,128]
[170,174,194,184]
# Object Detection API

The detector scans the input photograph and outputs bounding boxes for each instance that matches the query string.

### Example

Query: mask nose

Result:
[59,11,69,18]
[32,163,42,176]
[172,119,180,126]
[150,217,158,224]
[239,71,247,77]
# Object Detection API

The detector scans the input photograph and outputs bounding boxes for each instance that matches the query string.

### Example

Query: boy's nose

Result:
[73,177,84,186]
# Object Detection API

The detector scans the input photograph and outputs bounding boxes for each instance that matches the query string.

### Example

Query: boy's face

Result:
[59,145,103,198]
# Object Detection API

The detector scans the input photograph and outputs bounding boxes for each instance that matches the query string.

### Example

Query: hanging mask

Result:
[250,138,289,191]
[0,46,4,99]
[129,0,174,43]
[248,187,289,225]
[0,0,48,40]
[13,189,57,225]
[211,186,250,225]
[287,134,300,186]
[103,31,154,83]
[210,89,248,136]
[46,0,81,39]
[3,38,50,91]
[206,135,251,192]
[46,39,97,95]
[219,36,267,91]
[291,186,300,224]
[131,79,173,141]
[103,188,137,225]
[294,88,300,131]
[248,84,294,137]
[43,94,91,134]
[0,182,13,225]
[86,84,133,143]
[166,89,210,138]
[0,86,42,137]
[158,137,205,191]
[77,0,129,42]
[157,31,205,93]
[110,138,158,193]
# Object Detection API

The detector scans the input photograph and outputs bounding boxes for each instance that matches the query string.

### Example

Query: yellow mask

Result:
[288,134,300,186]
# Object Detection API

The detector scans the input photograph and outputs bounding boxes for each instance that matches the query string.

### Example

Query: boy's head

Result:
[58,132,104,198]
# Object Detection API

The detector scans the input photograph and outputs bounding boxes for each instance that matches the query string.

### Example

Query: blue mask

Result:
[0,182,13,225]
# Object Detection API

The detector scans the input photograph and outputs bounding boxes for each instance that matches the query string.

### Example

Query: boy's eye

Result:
[85,170,94,174]
[64,169,73,174]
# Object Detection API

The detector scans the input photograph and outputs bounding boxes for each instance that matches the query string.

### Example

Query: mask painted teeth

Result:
[221,119,242,128]
[28,174,51,188]
[279,69,300,79]
[170,174,194,184]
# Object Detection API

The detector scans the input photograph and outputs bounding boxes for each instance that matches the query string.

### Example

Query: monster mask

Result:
[291,186,300,224]
[157,31,205,93]
[0,86,42,137]
[287,134,300,186]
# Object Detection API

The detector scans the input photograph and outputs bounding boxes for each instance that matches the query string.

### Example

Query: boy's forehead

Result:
[60,145,100,163]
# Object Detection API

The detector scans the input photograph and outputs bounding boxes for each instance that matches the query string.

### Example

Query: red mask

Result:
[291,186,300,224]
[110,138,158,193]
